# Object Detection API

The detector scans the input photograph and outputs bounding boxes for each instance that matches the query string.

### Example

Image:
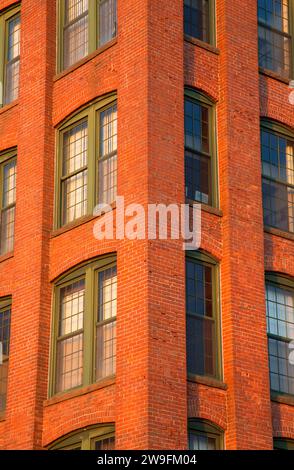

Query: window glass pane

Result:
[99,104,117,204]
[4,14,21,104]
[62,122,88,225]
[189,432,216,450]
[99,0,117,46]
[184,0,210,42]
[185,150,210,204]
[56,280,85,393]
[94,436,115,450]
[266,282,294,395]
[64,0,89,68]
[258,0,289,32]
[96,266,117,380]
[0,306,11,412]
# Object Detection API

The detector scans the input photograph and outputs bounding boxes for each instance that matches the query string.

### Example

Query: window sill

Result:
[184,35,220,55]
[51,202,116,238]
[187,200,223,218]
[259,67,291,85]
[0,99,19,116]
[44,377,116,407]
[271,392,294,407]
[54,38,118,82]
[264,226,294,242]
[188,374,228,391]
[0,251,14,264]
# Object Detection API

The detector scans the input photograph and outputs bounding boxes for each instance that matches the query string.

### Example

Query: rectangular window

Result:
[258,0,293,77]
[184,92,217,207]
[0,152,17,256]
[0,298,11,413]
[186,255,220,379]
[59,0,117,71]
[57,97,117,228]
[184,0,215,44]
[266,280,294,396]
[261,126,294,233]
[0,6,21,107]
[52,256,116,395]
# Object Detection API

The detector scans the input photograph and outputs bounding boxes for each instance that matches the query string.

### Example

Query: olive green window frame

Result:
[0,148,17,255]
[188,419,224,450]
[261,118,294,234]
[274,438,294,450]
[57,0,117,72]
[185,88,219,209]
[54,94,116,230]
[258,0,294,79]
[49,254,116,398]
[265,271,294,397]
[0,4,21,108]
[0,296,11,414]
[49,423,115,450]
[184,0,216,47]
[186,251,223,381]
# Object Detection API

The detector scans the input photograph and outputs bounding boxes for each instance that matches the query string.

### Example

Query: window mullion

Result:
[83,268,94,386]
[88,107,96,214]
[89,0,97,53]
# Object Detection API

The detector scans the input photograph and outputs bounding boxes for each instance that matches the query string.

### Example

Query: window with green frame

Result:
[261,120,294,233]
[58,0,117,71]
[55,95,117,228]
[186,252,222,380]
[258,0,293,78]
[184,0,215,45]
[185,89,218,207]
[266,273,294,396]
[50,255,117,396]
[0,4,21,107]
[274,438,294,450]
[188,419,224,450]
[49,424,115,450]
[0,297,11,413]
[0,149,17,256]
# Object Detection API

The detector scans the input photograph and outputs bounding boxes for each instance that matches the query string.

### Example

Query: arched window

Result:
[186,251,222,380]
[188,419,224,450]
[55,94,117,228]
[50,254,117,396]
[274,438,294,450]
[184,89,218,208]
[266,273,294,396]
[49,424,115,450]
[261,120,294,234]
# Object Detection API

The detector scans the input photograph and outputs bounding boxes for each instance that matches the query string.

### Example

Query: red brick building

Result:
[0,0,293,450]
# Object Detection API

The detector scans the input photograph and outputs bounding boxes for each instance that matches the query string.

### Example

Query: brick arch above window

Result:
[48,423,115,450]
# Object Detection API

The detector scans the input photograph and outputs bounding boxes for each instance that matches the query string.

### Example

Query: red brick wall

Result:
[0,0,293,450]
